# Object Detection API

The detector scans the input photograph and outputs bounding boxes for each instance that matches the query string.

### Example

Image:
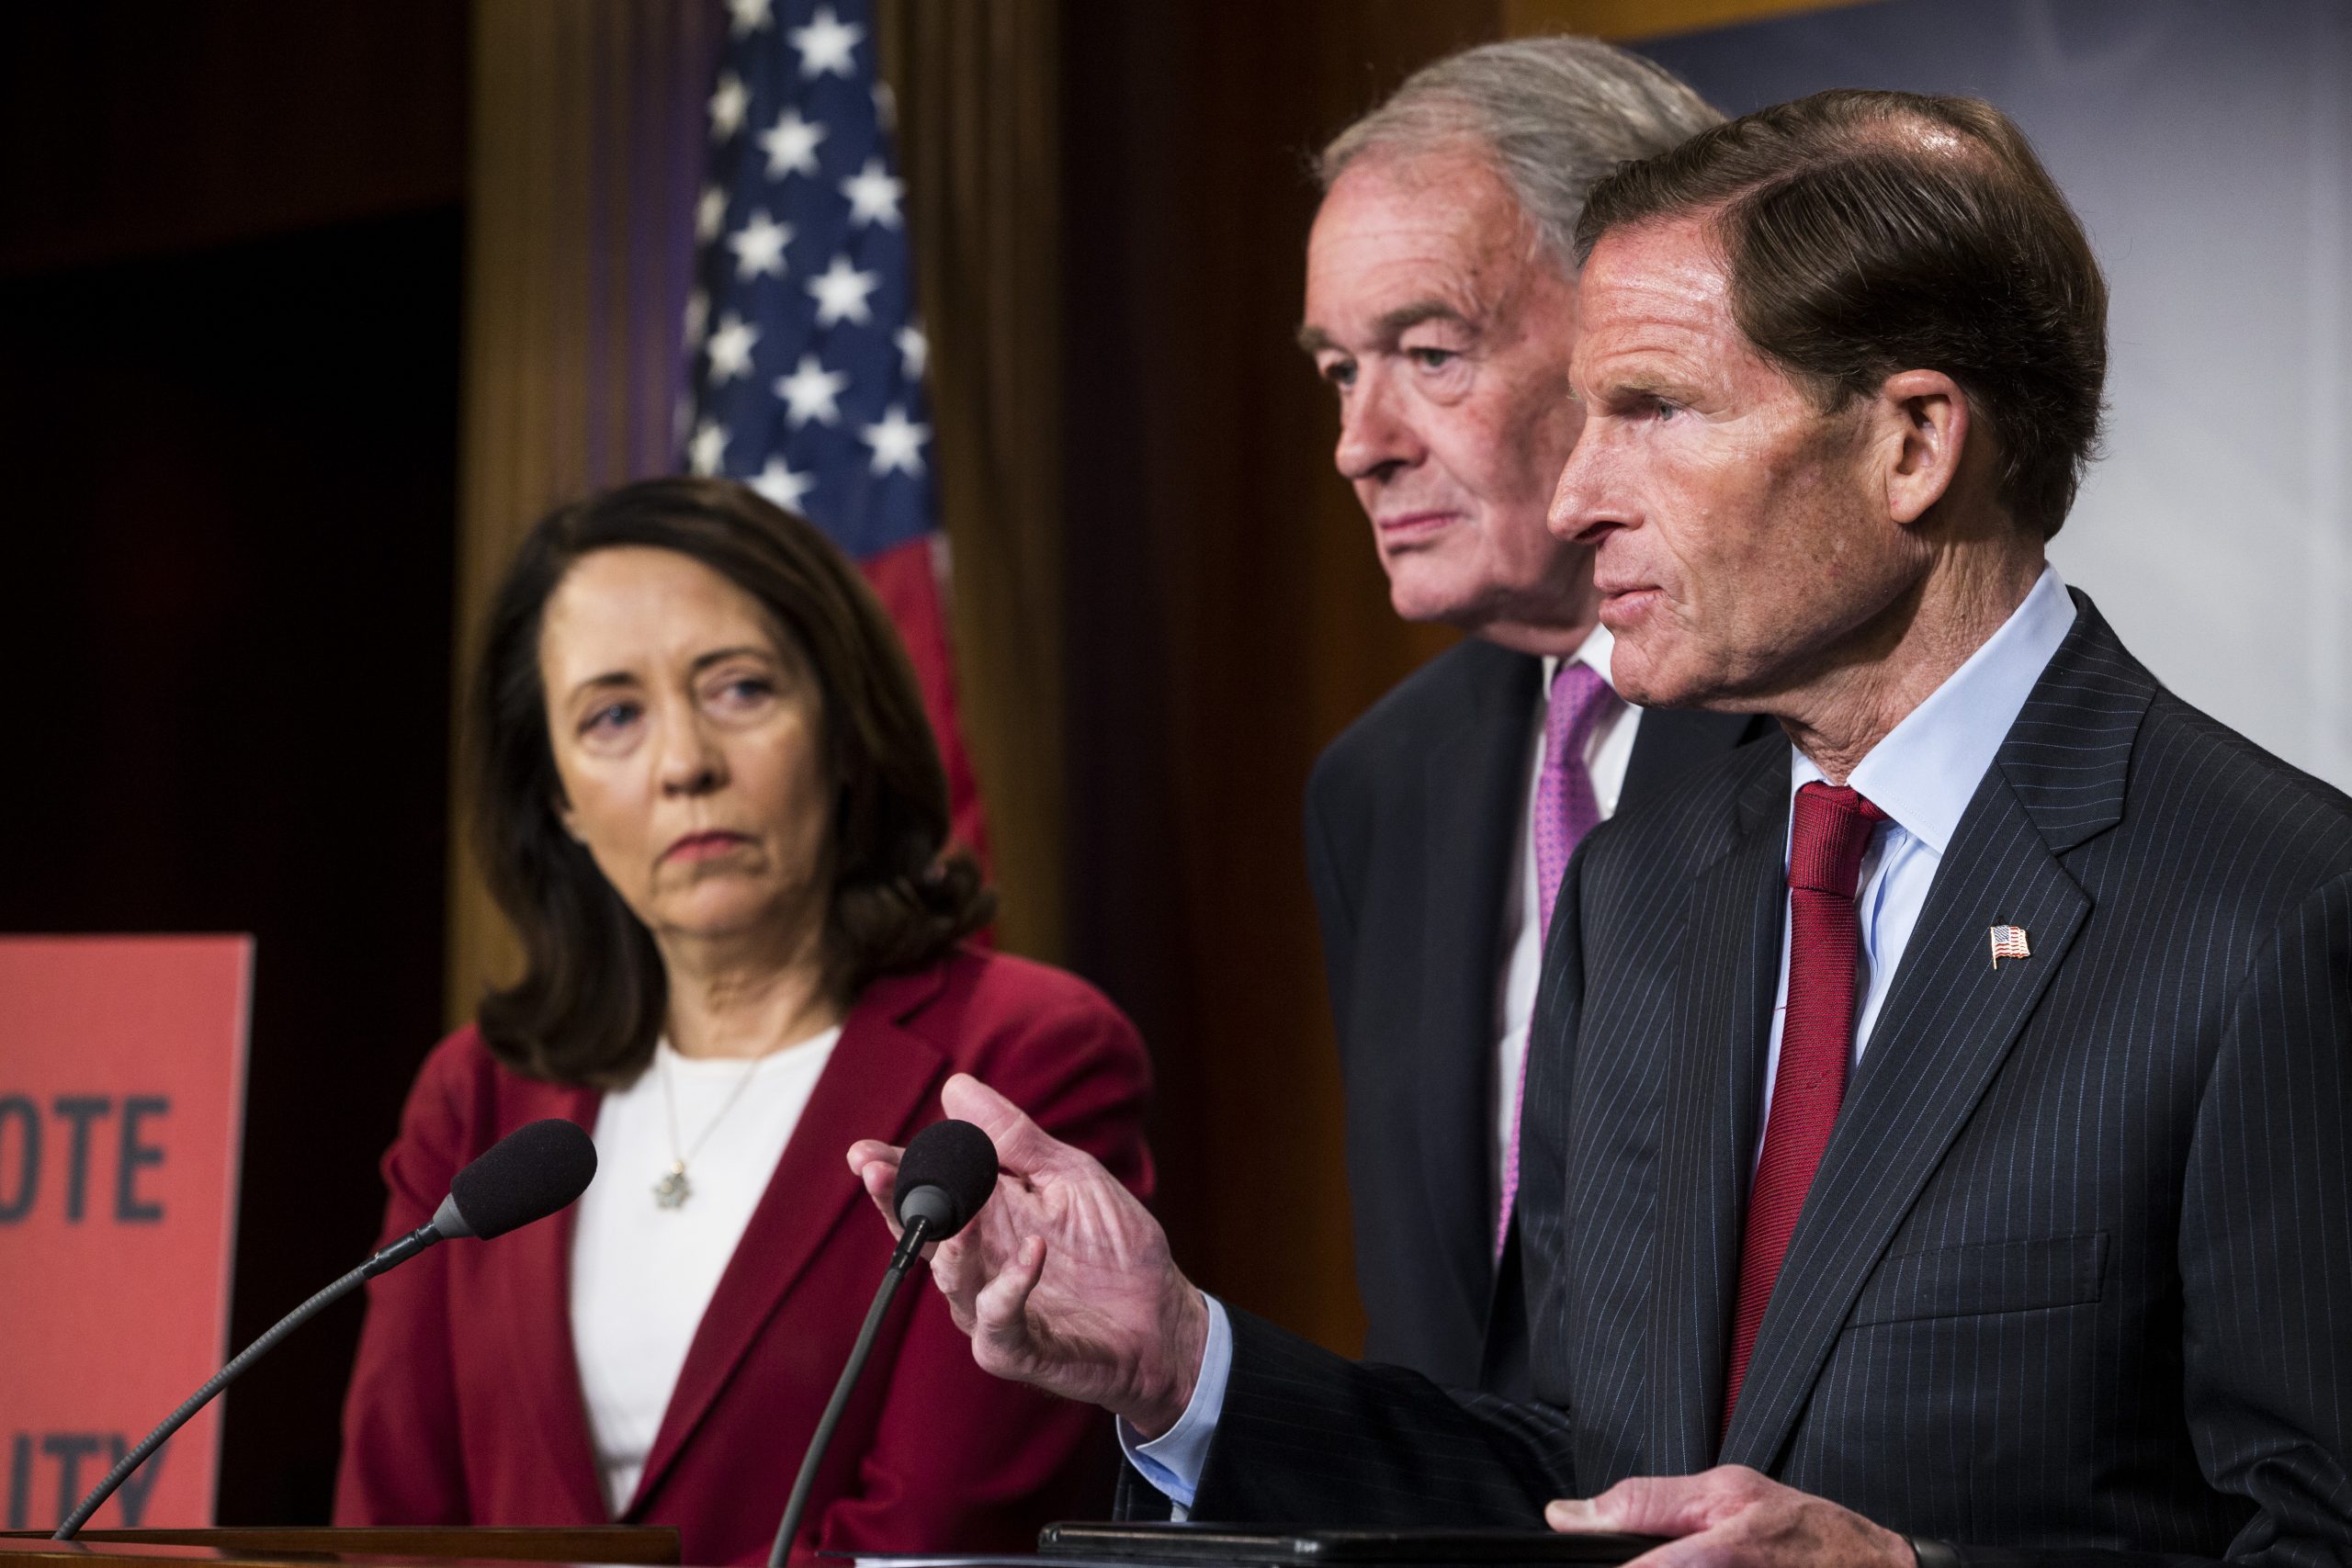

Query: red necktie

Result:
[1722,781,1886,1429]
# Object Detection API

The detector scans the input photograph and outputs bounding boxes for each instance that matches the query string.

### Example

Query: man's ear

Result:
[1877,369,1970,526]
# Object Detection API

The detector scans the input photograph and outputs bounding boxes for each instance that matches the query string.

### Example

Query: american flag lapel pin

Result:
[1989,925,2031,968]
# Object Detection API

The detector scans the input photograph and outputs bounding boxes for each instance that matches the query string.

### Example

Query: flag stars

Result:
[708,72,749,141]
[752,457,816,513]
[775,354,850,427]
[687,420,730,477]
[807,254,880,326]
[789,6,865,78]
[696,185,728,243]
[842,158,904,229]
[694,8,929,504]
[860,404,930,477]
[705,312,761,383]
[758,107,827,181]
[728,210,794,279]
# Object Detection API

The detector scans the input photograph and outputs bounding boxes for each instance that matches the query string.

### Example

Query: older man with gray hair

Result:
[1297,37,1768,1398]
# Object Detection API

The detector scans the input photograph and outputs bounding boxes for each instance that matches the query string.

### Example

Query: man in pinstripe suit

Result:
[850,88,2352,1568]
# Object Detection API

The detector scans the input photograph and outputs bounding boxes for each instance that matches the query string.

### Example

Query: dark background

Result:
[0,2,469,1522]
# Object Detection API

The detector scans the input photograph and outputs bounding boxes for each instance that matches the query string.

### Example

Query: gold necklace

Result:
[651,1045,766,1210]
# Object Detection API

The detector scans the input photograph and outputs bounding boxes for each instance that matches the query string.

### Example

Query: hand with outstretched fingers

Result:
[848,1072,1210,1438]
[1547,1467,1913,1568]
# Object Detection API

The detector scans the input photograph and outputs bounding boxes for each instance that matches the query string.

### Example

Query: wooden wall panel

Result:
[1059,0,1508,1357]
[1505,0,1878,42]
[880,0,1069,964]
[446,0,719,1024]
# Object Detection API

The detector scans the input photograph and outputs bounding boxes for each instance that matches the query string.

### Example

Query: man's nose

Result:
[1546,435,1615,544]
[1333,368,1419,483]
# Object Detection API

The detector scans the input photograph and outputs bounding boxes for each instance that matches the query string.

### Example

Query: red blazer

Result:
[334,947,1153,1565]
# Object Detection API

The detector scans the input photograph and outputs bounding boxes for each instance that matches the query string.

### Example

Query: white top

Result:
[1491,622,1637,1199]
[568,1027,842,1515]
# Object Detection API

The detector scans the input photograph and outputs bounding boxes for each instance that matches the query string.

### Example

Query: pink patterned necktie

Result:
[1497,659,1619,1256]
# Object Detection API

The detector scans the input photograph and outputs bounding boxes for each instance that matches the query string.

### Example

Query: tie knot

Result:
[1788,781,1886,897]
[1546,659,1618,754]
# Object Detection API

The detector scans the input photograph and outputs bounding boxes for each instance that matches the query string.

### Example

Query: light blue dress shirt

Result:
[1125,567,2080,1510]
[1761,566,2076,1139]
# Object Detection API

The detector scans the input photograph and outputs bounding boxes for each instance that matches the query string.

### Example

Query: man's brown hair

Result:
[1577,89,2107,538]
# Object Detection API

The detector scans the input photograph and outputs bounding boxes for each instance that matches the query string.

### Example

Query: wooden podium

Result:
[0,1529,679,1568]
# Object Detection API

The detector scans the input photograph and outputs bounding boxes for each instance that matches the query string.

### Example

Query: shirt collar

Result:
[1790,564,2076,855]
[1539,621,1618,696]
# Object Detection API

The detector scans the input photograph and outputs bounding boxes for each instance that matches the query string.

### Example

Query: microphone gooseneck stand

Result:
[52,1222,447,1539]
[52,1116,597,1540]
[766,1215,936,1568]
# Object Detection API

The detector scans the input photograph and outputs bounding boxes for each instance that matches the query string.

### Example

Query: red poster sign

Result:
[0,935,252,1532]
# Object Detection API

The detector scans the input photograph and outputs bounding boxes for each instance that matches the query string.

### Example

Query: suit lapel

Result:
[1645,748,1787,1473]
[1419,649,1541,1324]
[493,1080,612,1521]
[1718,595,2146,1472]
[624,969,949,1512]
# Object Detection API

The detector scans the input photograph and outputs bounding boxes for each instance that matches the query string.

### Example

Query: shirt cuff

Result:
[1115,1293,1233,1514]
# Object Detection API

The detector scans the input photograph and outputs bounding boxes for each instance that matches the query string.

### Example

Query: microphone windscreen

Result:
[446,1118,598,1240]
[892,1119,999,1239]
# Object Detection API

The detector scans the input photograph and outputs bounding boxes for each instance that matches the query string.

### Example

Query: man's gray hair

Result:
[1319,37,1723,270]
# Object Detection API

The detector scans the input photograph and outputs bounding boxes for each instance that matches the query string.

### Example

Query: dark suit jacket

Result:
[1304,637,1765,1394]
[1204,596,2352,1567]
[334,948,1153,1566]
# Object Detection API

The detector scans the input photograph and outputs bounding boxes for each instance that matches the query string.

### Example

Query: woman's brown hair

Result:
[469,476,992,1086]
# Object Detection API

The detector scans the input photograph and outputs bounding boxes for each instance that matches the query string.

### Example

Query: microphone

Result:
[53,1117,597,1539]
[769,1118,1000,1568]
[435,1117,601,1240]
[888,1117,999,1266]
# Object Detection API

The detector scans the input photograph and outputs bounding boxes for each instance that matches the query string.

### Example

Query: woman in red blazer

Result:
[334,478,1152,1565]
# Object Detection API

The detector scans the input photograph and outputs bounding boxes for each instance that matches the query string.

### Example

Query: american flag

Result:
[1989,925,2031,967]
[682,0,987,863]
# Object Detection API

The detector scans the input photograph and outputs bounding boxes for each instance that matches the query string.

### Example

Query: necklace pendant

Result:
[653,1161,692,1210]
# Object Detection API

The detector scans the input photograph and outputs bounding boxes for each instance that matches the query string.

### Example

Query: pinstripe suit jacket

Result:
[1188,594,2352,1567]
[1305,637,1767,1397]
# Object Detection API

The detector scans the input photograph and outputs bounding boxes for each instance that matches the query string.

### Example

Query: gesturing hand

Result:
[847,1073,1211,1438]
[1547,1468,1913,1568]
